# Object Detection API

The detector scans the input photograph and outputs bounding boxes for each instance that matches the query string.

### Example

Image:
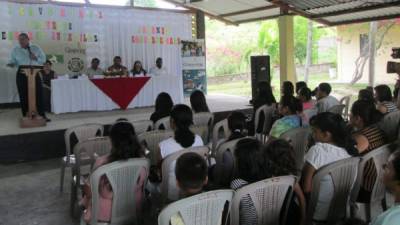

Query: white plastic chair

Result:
[138,130,174,165]
[279,127,311,175]
[350,145,391,222]
[60,123,104,192]
[231,176,297,225]
[191,125,210,145]
[254,104,275,143]
[161,146,209,202]
[193,112,214,127]
[327,104,346,116]
[154,116,171,130]
[307,157,360,225]
[88,158,150,225]
[211,119,231,156]
[131,120,153,135]
[158,190,234,225]
[340,95,352,120]
[378,110,400,142]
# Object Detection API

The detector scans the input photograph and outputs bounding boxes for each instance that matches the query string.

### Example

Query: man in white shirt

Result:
[315,83,339,113]
[85,58,104,77]
[149,57,168,76]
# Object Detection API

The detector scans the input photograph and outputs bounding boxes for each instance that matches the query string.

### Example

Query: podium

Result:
[19,65,47,128]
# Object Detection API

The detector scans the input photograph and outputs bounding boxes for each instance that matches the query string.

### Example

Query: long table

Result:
[51,76,183,114]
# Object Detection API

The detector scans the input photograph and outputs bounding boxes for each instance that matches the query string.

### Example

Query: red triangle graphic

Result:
[90,77,150,109]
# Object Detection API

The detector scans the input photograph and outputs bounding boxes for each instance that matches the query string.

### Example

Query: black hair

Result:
[280,95,303,114]
[91,58,100,63]
[351,100,383,127]
[44,60,52,65]
[310,112,358,156]
[299,87,312,101]
[282,81,295,97]
[113,56,121,61]
[190,90,210,113]
[296,81,307,94]
[263,139,297,177]
[234,138,265,183]
[154,92,173,118]
[19,33,29,39]
[171,104,195,148]
[374,85,393,102]
[318,83,332,95]
[358,89,374,102]
[227,111,247,141]
[256,81,277,106]
[116,118,128,122]
[175,152,208,190]
[156,57,162,62]
[392,150,400,181]
[109,122,144,163]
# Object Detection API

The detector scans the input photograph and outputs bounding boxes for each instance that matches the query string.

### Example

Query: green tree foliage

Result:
[134,0,157,7]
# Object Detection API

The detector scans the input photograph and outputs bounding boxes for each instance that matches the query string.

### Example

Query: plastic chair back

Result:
[211,119,231,155]
[280,127,311,174]
[191,125,210,145]
[64,123,104,161]
[231,176,297,225]
[193,112,214,127]
[378,111,400,142]
[161,146,209,202]
[327,104,346,116]
[138,130,174,165]
[158,190,234,225]
[254,104,275,142]
[131,120,153,135]
[340,95,352,119]
[89,158,150,225]
[350,145,391,221]
[307,157,360,225]
[155,116,171,130]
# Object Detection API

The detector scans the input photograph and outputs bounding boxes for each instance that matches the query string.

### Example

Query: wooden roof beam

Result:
[220,5,279,17]
[328,14,400,26]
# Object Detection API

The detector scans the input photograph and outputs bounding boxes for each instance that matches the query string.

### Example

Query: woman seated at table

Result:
[40,60,56,113]
[150,92,174,124]
[131,61,147,77]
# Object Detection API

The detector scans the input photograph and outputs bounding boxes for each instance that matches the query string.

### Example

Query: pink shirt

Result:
[303,100,315,110]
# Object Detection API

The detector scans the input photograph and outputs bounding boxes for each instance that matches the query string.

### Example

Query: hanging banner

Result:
[181,39,206,96]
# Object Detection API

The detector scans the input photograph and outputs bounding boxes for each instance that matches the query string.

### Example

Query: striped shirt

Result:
[231,179,257,225]
[381,101,398,114]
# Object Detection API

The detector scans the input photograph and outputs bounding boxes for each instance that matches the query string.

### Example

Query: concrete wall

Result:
[337,22,400,85]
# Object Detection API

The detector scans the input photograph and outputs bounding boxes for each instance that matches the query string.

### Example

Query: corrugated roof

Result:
[166,0,400,26]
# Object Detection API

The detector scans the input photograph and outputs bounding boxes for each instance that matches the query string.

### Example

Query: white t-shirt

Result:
[149,66,168,76]
[159,135,204,200]
[304,142,351,221]
[316,95,340,113]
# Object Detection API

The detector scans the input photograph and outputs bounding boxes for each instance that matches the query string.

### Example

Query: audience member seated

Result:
[81,121,146,224]
[269,95,303,138]
[282,81,295,98]
[315,83,339,113]
[350,100,386,202]
[296,81,307,95]
[190,90,210,113]
[106,56,128,76]
[371,150,400,225]
[131,60,147,76]
[149,57,168,76]
[301,112,358,223]
[85,58,104,77]
[298,87,315,111]
[156,104,204,163]
[358,88,375,103]
[374,85,398,114]
[40,60,56,113]
[150,92,174,124]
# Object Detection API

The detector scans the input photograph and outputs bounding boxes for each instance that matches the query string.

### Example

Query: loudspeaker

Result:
[251,55,271,100]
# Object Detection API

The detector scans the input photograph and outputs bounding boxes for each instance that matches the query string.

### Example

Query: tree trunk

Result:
[368,21,377,87]
[304,20,313,83]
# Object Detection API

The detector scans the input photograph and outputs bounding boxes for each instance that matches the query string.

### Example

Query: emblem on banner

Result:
[67,57,84,73]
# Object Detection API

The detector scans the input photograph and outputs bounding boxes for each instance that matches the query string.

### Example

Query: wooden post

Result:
[196,11,206,39]
[278,13,297,86]
[20,66,46,128]
[368,21,377,87]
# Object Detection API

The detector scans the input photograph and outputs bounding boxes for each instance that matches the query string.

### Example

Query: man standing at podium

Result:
[7,33,48,121]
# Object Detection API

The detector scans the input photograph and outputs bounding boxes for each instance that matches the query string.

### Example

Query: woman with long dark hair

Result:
[150,92,174,123]
[374,85,398,114]
[269,95,303,138]
[131,60,147,76]
[82,121,146,224]
[282,81,295,98]
[190,90,210,113]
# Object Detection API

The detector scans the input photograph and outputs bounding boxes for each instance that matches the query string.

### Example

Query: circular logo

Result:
[67,57,84,73]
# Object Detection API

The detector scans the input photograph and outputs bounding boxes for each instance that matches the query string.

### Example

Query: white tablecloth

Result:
[51,76,184,114]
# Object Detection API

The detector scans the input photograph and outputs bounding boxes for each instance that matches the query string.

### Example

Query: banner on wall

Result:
[181,40,206,96]
[0,2,192,103]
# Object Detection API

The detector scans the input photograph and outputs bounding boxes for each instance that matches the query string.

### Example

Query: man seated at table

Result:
[105,56,128,77]
[149,57,168,76]
[85,58,104,78]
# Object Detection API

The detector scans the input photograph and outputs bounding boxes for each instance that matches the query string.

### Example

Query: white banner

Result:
[0,2,192,103]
